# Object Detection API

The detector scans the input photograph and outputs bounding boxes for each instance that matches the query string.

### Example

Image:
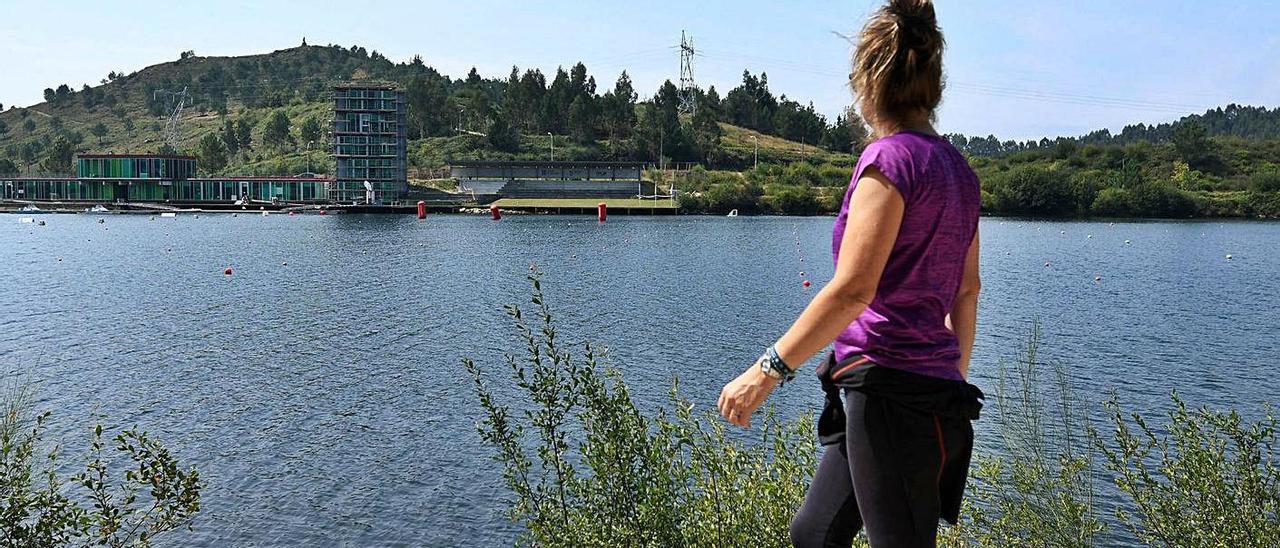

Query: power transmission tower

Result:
[153,86,189,151]
[678,30,697,114]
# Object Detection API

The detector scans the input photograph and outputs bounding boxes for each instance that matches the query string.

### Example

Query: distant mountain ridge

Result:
[948,104,1280,157]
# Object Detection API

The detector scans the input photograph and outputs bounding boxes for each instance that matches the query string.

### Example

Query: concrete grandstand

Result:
[450,161,657,201]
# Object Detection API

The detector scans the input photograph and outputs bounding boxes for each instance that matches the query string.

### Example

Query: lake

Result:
[1,213,1277,546]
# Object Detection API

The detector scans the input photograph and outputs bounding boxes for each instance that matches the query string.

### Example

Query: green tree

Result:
[634,101,682,165]
[1171,120,1220,173]
[0,119,7,137]
[235,118,253,151]
[91,122,108,144]
[220,118,239,156]
[723,70,778,134]
[487,110,520,152]
[567,95,598,144]
[991,165,1076,216]
[300,116,324,145]
[20,142,40,171]
[197,133,228,172]
[542,67,573,133]
[263,110,292,149]
[40,135,74,174]
[406,74,452,138]
[602,72,638,155]
[54,84,72,106]
[516,69,548,132]
[23,119,35,132]
[689,92,723,165]
[0,158,17,174]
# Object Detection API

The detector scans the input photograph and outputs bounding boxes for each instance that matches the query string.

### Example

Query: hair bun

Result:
[887,0,937,25]
[887,0,939,52]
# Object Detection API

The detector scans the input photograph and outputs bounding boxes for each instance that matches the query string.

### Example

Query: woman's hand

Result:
[718,363,779,428]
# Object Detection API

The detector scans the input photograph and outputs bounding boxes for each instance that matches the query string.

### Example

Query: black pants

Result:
[790,389,971,548]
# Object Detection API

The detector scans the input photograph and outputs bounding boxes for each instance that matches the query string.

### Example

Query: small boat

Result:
[85,205,110,213]
[727,209,739,217]
[18,204,45,213]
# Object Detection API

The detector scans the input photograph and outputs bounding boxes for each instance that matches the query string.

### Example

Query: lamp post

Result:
[547,132,554,162]
[306,140,314,175]
[751,135,759,170]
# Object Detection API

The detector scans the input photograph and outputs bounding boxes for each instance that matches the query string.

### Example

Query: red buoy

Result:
[802,280,812,288]
[223,267,233,276]
[490,204,501,220]
[416,200,426,219]
[597,202,607,222]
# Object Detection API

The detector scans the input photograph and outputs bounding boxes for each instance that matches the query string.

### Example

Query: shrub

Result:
[1101,394,1280,546]
[1127,181,1196,218]
[1091,187,1133,216]
[991,164,1076,216]
[1,381,202,546]
[762,184,819,215]
[817,163,852,188]
[704,181,761,214]
[469,274,1280,547]
[1248,168,1280,193]
[463,271,817,547]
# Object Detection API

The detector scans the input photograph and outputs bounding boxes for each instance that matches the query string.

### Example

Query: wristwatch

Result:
[758,345,796,384]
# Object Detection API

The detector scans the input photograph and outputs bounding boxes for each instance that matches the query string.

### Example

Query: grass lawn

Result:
[493,198,678,209]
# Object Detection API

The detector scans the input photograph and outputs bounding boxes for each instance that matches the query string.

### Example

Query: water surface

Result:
[1,213,1276,546]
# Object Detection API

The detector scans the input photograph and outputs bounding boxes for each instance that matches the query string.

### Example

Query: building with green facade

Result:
[1,154,328,204]
[331,83,407,204]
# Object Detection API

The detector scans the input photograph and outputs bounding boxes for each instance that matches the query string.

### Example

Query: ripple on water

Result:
[1,214,1278,546]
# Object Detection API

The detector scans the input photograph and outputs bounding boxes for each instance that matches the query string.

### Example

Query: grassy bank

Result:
[493,198,677,209]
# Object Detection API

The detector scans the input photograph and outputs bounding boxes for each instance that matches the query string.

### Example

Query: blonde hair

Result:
[850,0,945,136]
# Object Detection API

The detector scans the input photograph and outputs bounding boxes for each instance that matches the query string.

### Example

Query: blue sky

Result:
[1,0,1276,140]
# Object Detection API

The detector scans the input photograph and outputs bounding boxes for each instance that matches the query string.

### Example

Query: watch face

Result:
[758,357,778,378]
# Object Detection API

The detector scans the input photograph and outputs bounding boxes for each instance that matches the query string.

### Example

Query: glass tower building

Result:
[331,83,407,204]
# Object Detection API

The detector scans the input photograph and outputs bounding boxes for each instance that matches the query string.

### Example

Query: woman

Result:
[717,1,983,546]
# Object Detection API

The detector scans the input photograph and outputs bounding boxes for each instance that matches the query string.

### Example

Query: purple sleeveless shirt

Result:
[832,131,980,381]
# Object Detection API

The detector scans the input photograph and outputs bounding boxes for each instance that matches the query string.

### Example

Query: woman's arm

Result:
[717,166,904,428]
[947,233,981,379]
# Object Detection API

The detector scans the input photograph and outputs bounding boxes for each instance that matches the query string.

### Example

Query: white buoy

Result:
[1124,240,1131,245]
[1226,254,1233,260]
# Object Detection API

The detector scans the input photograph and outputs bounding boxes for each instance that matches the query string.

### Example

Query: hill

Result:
[0,43,1277,219]
[0,44,852,179]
